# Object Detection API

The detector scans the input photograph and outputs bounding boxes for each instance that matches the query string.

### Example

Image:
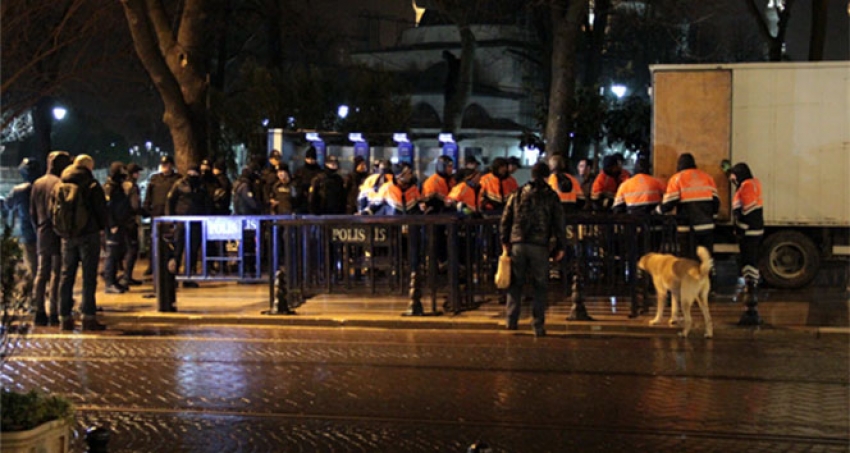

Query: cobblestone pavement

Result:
[2,325,848,452]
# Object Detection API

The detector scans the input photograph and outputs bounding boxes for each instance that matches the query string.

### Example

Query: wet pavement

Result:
[3,325,849,452]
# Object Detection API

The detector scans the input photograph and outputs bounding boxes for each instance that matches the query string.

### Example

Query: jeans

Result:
[506,243,550,329]
[32,251,61,316]
[59,233,101,318]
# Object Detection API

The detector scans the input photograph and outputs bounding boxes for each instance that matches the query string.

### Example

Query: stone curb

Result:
[101,312,850,340]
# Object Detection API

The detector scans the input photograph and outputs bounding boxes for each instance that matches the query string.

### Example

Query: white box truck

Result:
[650,61,850,289]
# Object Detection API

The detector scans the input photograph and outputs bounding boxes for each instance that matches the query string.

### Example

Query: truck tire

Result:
[759,231,820,289]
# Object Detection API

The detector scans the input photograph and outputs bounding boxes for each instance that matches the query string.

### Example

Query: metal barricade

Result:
[152,214,680,316]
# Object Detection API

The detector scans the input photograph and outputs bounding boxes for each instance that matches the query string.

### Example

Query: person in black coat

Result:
[142,156,181,275]
[103,162,131,293]
[166,164,212,285]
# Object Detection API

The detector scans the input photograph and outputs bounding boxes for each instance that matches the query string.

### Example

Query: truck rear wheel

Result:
[759,231,820,289]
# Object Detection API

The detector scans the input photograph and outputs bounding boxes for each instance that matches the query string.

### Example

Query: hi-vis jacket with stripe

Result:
[590,170,630,210]
[374,181,422,215]
[421,173,455,213]
[732,178,763,237]
[657,168,719,232]
[447,181,479,213]
[478,174,518,213]
[612,174,665,214]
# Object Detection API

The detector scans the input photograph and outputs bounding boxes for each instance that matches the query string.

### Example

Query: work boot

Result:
[534,327,547,338]
[60,317,75,332]
[49,315,60,326]
[82,319,107,331]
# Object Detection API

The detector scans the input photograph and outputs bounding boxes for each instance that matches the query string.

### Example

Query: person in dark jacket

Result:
[345,156,369,214]
[308,155,347,215]
[212,159,232,214]
[729,162,764,324]
[102,162,131,294]
[292,146,323,213]
[142,156,181,275]
[656,153,719,259]
[166,164,212,286]
[120,163,144,287]
[57,154,108,332]
[500,162,568,337]
[270,165,295,215]
[6,158,40,281]
[257,149,283,213]
[29,151,71,326]
[233,167,261,215]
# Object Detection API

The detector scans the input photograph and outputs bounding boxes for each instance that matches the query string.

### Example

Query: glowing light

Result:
[337,105,349,119]
[611,84,627,99]
[438,133,454,143]
[393,133,409,143]
[52,107,67,121]
[348,133,364,142]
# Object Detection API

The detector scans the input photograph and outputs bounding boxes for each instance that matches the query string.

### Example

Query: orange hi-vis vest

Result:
[660,168,719,232]
[478,173,517,211]
[377,181,421,214]
[547,172,581,204]
[590,170,630,203]
[613,174,665,211]
[447,182,478,212]
[732,178,763,236]
[422,173,455,204]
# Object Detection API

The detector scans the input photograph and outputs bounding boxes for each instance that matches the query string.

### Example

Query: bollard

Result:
[156,232,176,312]
[737,279,763,326]
[267,268,296,315]
[567,267,593,321]
[85,426,111,452]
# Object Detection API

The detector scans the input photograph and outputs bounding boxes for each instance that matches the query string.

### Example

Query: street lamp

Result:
[52,107,67,121]
[337,105,349,119]
[611,85,627,99]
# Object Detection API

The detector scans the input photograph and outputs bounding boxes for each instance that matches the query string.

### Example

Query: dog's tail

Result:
[696,246,713,279]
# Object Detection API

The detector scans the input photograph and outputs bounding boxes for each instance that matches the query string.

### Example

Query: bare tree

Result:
[1,0,114,163]
[120,0,209,172]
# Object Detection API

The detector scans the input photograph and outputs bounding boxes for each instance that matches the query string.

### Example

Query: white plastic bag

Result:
[495,251,511,290]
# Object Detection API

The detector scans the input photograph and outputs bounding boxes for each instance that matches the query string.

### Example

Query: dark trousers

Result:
[59,233,100,318]
[173,222,202,275]
[677,230,714,260]
[32,251,61,316]
[103,227,126,285]
[123,224,140,283]
[738,234,761,281]
[506,243,550,329]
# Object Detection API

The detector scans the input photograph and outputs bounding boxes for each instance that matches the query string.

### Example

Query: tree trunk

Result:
[31,97,54,166]
[808,0,827,61]
[545,0,586,158]
[120,0,208,173]
[443,24,475,134]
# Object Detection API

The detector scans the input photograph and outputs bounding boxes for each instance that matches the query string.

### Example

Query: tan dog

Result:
[638,246,713,338]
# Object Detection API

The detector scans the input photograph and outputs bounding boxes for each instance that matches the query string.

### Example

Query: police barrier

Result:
[152,214,680,316]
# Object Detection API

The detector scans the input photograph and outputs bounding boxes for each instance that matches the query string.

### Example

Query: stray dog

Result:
[638,246,713,338]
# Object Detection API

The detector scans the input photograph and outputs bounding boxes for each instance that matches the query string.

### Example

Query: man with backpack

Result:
[54,154,108,332]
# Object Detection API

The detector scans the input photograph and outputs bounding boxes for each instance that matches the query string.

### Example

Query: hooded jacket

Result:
[501,179,567,249]
[104,162,130,232]
[731,163,764,236]
[60,163,108,237]
[6,160,39,244]
[30,152,72,253]
[658,154,720,232]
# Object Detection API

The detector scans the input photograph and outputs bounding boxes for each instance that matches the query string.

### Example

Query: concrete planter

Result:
[0,419,70,453]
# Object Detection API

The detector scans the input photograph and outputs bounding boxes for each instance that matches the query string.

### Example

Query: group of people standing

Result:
[3,145,761,335]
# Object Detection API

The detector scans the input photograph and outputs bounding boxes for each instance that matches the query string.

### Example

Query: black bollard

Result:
[156,234,176,312]
[85,426,111,452]
[737,279,763,326]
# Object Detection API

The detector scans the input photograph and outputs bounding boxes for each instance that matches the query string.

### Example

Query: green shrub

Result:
[0,389,74,432]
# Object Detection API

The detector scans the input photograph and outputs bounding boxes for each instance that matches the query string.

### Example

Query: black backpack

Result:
[51,181,89,238]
